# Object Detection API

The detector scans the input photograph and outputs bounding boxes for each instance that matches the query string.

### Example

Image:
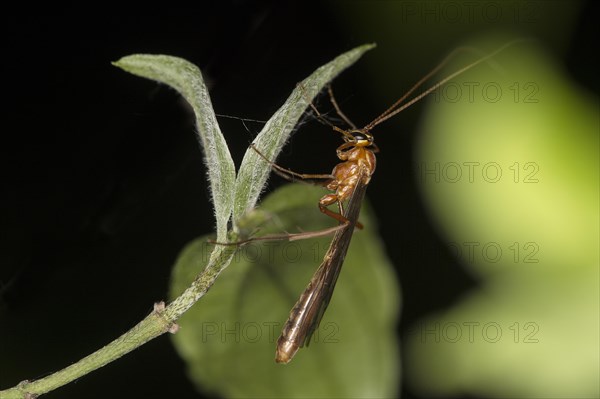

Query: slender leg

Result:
[208,222,349,246]
[319,202,350,225]
[251,144,333,184]
[319,199,364,230]
[215,201,362,246]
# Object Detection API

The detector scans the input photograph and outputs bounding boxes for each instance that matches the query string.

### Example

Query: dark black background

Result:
[1,1,597,398]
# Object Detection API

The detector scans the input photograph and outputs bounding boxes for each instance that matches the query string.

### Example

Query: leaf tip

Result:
[355,43,377,53]
[111,56,131,71]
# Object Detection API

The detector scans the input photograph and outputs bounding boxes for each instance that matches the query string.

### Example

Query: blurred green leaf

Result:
[170,184,400,398]
[407,40,599,398]
[416,40,598,275]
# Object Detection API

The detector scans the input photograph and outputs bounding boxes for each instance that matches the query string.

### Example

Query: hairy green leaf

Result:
[113,54,235,240]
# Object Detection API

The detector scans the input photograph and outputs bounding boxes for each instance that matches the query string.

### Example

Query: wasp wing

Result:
[275,168,369,363]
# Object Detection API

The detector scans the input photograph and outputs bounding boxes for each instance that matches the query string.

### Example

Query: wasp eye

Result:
[350,130,366,141]
[352,133,365,141]
[349,130,373,144]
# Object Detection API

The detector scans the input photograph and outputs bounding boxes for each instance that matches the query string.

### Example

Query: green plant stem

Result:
[0,246,236,399]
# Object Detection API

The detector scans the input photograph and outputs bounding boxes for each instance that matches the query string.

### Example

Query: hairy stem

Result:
[0,246,236,399]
